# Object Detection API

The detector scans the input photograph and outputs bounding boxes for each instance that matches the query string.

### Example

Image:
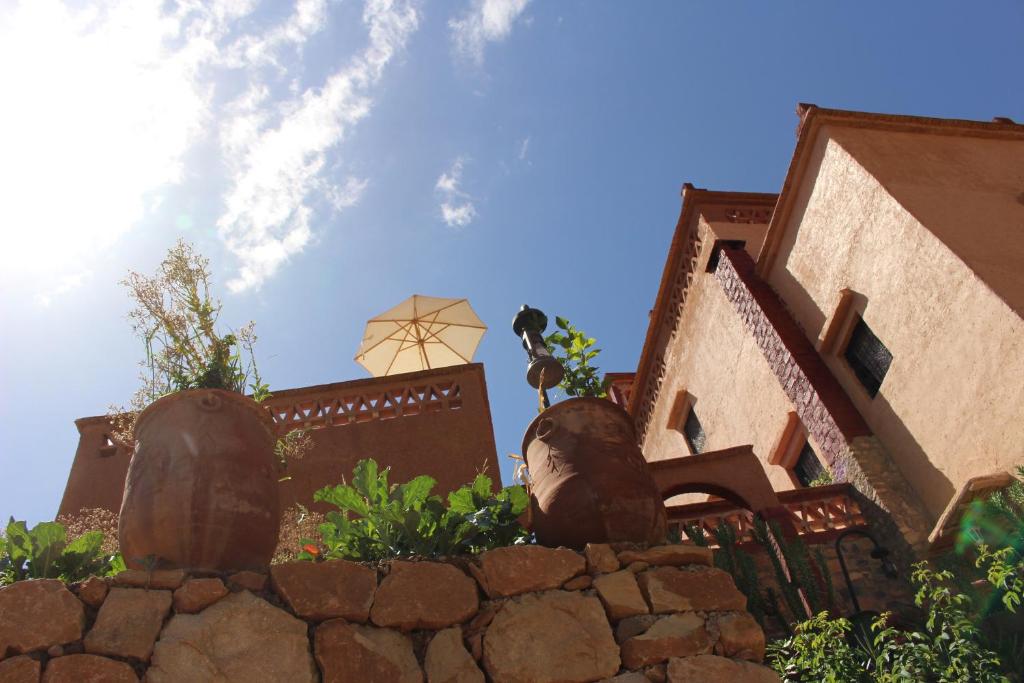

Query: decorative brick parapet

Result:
[0,544,779,682]
[713,247,932,561]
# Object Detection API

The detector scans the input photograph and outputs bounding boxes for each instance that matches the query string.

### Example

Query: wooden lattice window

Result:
[682,406,706,454]
[843,317,892,397]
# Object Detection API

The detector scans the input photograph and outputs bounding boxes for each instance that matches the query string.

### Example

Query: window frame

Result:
[769,411,830,488]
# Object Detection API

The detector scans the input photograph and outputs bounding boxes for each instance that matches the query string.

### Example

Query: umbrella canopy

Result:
[355,295,487,377]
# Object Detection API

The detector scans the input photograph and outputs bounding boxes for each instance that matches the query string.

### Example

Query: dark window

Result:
[793,441,826,487]
[843,317,892,397]
[682,407,706,454]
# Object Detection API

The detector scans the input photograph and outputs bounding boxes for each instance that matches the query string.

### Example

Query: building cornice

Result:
[628,187,776,446]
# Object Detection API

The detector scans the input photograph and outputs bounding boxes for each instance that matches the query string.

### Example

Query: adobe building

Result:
[59,363,500,518]
[613,105,1024,570]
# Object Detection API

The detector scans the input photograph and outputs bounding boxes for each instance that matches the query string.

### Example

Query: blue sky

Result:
[1,0,1022,524]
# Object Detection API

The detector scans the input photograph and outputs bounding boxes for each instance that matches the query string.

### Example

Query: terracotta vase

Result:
[522,397,667,549]
[118,389,280,571]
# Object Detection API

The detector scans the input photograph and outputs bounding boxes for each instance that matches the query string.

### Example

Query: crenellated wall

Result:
[0,544,779,682]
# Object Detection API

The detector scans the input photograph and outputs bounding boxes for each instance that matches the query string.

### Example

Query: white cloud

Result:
[518,136,530,161]
[325,176,370,210]
[224,0,329,70]
[440,202,476,228]
[435,157,476,228]
[449,0,531,65]
[0,0,419,302]
[217,0,419,292]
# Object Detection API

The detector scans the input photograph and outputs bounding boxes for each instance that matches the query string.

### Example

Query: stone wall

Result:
[0,544,779,682]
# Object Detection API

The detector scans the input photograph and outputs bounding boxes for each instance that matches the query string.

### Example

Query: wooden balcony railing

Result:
[666,483,867,546]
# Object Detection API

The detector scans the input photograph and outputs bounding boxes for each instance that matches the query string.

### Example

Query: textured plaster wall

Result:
[766,128,1024,520]
[644,219,796,503]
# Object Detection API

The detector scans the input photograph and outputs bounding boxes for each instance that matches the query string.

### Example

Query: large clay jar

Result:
[522,397,667,548]
[119,389,280,571]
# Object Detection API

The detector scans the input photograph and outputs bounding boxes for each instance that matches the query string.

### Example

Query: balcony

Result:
[666,482,867,546]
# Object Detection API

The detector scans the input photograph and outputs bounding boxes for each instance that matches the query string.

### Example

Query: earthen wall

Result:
[765,128,1024,520]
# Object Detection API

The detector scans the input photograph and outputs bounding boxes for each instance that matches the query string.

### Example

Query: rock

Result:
[315,619,422,683]
[371,562,478,631]
[0,655,40,683]
[113,570,185,591]
[600,673,648,683]
[42,655,137,682]
[466,603,499,634]
[563,575,593,591]
[424,628,484,683]
[666,655,779,683]
[621,613,712,669]
[585,544,620,574]
[226,571,267,593]
[476,546,585,598]
[626,562,649,574]
[615,615,659,644]
[45,646,62,658]
[271,560,376,622]
[637,567,746,613]
[643,663,667,682]
[483,591,619,683]
[0,580,85,658]
[172,578,228,614]
[84,588,171,661]
[146,591,316,683]
[617,546,712,568]
[711,612,765,662]
[76,577,108,609]
[593,571,649,621]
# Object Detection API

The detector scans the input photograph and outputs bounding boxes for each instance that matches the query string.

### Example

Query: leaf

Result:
[315,484,369,517]
[64,530,103,558]
[28,522,67,579]
[351,459,380,500]
[502,485,530,516]
[555,316,568,330]
[106,553,127,576]
[398,476,437,509]
[4,519,32,568]
[447,486,476,514]
[471,473,492,499]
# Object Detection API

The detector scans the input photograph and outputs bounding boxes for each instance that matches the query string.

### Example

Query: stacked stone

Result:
[0,545,778,682]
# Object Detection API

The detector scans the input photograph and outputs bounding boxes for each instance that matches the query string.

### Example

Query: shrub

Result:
[301,459,529,562]
[0,518,121,585]
[768,562,1010,682]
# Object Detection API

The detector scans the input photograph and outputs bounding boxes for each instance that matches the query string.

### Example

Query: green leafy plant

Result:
[544,316,606,398]
[0,518,120,585]
[768,563,1011,682]
[301,459,529,562]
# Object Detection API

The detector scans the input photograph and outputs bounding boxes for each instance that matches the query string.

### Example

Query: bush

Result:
[767,562,1009,682]
[300,459,529,562]
[1,518,122,585]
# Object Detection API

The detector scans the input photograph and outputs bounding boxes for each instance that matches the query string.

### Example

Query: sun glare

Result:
[0,1,209,294]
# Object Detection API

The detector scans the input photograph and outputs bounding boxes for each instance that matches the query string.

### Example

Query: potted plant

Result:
[111,240,280,571]
[517,313,666,549]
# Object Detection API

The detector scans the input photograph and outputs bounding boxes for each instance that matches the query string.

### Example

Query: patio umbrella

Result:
[355,295,487,377]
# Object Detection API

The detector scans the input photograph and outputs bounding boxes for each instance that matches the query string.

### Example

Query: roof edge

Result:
[756,104,1024,277]
[628,187,777,424]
